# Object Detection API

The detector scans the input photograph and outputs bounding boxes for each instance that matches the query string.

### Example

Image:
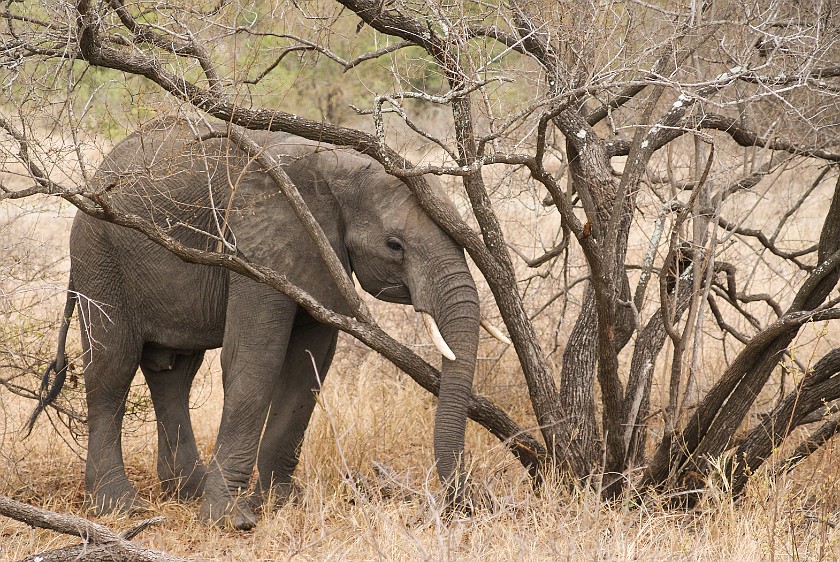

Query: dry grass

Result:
[2,367,838,561]
[1,199,839,561]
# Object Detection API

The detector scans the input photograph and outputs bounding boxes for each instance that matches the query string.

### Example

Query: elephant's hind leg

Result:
[257,317,338,509]
[81,323,147,515]
[141,348,207,501]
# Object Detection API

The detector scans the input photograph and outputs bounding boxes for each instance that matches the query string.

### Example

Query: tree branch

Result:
[0,495,184,562]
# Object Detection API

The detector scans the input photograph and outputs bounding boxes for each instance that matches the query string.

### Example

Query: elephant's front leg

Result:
[200,281,296,530]
[256,315,338,509]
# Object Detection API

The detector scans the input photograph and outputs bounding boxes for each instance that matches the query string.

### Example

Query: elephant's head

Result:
[284,147,480,492]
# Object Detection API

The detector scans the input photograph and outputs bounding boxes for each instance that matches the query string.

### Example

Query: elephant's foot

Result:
[253,480,302,512]
[199,495,257,531]
[200,472,257,530]
[87,482,150,516]
[159,461,207,501]
[443,480,496,517]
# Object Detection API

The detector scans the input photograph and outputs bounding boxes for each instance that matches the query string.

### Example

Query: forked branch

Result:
[0,495,184,562]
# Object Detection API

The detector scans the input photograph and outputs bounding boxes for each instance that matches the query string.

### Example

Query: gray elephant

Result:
[30,120,484,530]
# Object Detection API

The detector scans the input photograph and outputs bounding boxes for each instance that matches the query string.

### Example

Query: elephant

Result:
[30,119,484,530]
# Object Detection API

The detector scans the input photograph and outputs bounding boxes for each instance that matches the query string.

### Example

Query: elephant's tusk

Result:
[480,319,512,345]
[421,312,457,361]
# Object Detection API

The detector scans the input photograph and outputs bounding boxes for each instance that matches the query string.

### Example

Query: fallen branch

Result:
[0,495,186,562]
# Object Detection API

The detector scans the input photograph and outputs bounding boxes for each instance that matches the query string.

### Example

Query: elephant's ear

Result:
[222,159,351,311]
[295,150,375,202]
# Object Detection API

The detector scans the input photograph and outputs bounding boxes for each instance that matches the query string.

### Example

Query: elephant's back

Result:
[69,120,234,348]
[92,121,233,241]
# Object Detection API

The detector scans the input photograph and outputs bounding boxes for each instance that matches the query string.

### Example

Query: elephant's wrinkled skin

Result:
[47,121,480,529]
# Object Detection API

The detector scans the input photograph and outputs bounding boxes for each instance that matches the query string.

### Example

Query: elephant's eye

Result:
[386,238,404,253]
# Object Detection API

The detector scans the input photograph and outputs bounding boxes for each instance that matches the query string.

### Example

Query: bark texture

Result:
[0,495,185,562]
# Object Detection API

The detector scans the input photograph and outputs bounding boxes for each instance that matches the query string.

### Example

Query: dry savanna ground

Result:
[1,196,839,561]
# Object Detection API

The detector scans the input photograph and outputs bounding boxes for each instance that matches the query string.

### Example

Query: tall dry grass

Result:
[2,355,837,560]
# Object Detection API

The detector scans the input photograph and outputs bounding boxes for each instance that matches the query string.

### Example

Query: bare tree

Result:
[2,0,839,511]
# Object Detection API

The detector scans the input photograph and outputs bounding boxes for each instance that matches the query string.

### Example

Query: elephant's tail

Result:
[25,282,77,436]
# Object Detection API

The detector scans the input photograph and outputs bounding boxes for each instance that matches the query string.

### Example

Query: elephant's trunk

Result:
[424,269,480,493]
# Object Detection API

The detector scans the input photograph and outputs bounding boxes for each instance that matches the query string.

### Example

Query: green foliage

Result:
[241,16,447,124]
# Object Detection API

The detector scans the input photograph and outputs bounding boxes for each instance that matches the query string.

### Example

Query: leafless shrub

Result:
[1,0,839,522]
